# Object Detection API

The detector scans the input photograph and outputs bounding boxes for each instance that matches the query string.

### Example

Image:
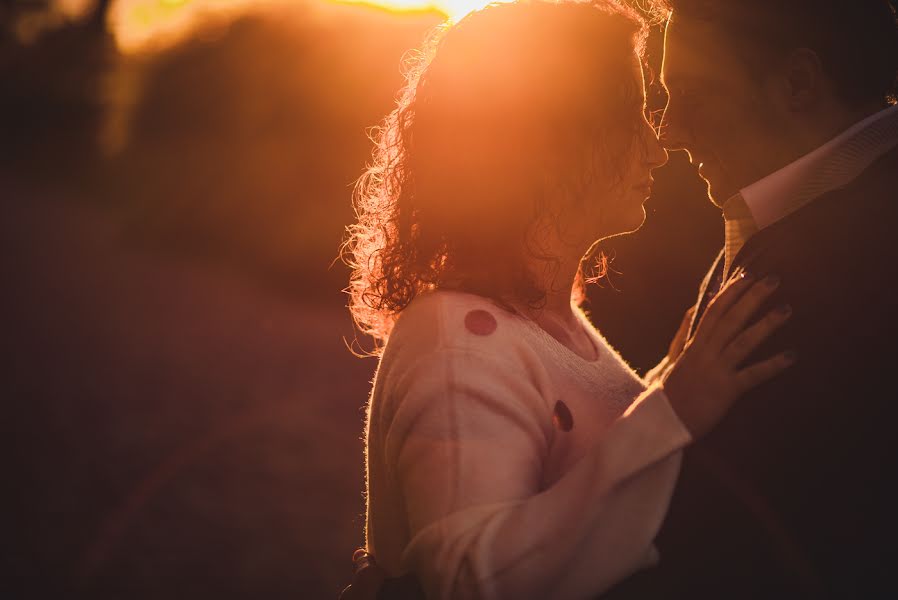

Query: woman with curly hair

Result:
[341,1,794,598]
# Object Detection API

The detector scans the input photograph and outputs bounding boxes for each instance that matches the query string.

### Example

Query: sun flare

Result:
[109,0,501,54]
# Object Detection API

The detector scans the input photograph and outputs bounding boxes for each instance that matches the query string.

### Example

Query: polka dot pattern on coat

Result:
[552,400,574,432]
[464,309,498,336]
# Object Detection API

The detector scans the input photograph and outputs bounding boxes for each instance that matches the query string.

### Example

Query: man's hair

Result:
[664,0,898,107]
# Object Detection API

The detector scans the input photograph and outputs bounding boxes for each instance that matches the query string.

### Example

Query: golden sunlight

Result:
[109,0,502,54]
[362,0,497,18]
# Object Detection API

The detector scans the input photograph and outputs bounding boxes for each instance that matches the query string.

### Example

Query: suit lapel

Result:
[727,143,898,282]
[688,248,725,340]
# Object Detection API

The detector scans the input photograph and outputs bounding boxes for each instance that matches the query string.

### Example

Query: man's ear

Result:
[782,48,826,112]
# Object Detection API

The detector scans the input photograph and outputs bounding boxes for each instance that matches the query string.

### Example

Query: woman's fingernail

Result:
[764,274,781,288]
[740,270,753,282]
[776,304,792,316]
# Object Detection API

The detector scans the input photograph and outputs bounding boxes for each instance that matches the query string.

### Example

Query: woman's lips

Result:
[633,180,653,195]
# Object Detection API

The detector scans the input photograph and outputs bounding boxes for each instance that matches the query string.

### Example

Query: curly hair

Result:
[342,0,658,350]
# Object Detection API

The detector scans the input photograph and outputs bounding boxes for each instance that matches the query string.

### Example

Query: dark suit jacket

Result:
[603,145,898,599]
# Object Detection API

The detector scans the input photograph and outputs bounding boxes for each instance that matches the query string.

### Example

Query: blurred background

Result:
[0,0,720,597]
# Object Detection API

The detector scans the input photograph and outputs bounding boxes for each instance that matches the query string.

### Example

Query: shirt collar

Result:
[738,102,898,229]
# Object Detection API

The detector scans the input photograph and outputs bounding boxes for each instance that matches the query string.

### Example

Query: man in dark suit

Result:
[606,1,898,597]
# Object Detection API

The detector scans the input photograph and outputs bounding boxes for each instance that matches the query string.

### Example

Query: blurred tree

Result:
[0,0,113,183]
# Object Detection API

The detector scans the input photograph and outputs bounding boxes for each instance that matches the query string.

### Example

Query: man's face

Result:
[660,15,787,205]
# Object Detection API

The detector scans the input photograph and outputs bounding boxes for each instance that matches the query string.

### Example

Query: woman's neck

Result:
[509,262,585,354]
[527,245,585,323]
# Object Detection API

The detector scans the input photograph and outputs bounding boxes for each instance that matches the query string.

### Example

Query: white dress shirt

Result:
[722,102,898,277]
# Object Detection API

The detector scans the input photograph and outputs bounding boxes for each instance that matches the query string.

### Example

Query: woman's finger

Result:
[711,275,781,347]
[693,272,754,341]
[721,304,792,366]
[734,351,797,393]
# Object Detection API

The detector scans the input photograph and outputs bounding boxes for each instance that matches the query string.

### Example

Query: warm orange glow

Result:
[350,0,499,18]
[109,0,506,54]
[109,0,268,54]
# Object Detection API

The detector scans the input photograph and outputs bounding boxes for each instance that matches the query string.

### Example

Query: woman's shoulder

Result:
[389,288,529,356]
[384,290,530,372]
[376,289,553,414]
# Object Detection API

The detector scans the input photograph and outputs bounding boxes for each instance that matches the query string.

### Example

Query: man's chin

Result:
[700,176,732,209]
[696,161,737,207]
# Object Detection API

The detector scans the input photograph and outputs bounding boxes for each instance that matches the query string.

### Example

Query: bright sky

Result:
[107,0,498,53]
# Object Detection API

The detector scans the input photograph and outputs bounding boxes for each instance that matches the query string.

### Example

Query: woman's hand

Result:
[662,273,796,439]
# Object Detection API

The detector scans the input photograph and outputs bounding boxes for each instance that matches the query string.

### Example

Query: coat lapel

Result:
[688,248,725,340]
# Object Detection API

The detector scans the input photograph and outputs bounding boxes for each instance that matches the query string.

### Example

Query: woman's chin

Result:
[588,207,647,242]
[609,208,647,237]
